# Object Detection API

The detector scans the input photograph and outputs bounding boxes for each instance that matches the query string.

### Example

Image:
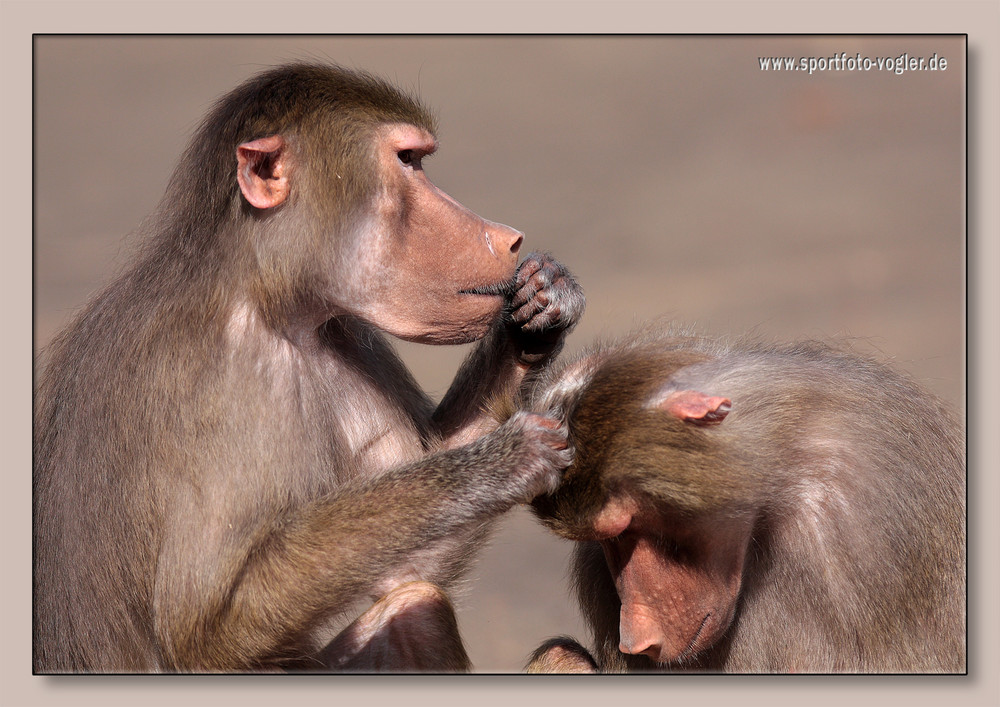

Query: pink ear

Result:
[237,135,290,209]
[658,390,732,425]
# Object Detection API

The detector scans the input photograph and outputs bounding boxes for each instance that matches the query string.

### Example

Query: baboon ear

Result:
[655,390,732,426]
[237,135,290,209]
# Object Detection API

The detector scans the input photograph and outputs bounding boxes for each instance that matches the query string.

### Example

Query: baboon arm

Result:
[155,449,508,671]
[432,324,529,446]
[433,252,585,447]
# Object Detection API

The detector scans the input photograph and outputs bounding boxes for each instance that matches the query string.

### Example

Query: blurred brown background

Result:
[33,36,964,672]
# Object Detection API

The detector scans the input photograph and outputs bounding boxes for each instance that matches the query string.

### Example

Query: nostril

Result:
[621,639,659,658]
[639,643,663,661]
[483,220,524,256]
[619,631,663,661]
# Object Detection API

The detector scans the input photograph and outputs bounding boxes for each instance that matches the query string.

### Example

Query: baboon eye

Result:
[397,149,415,166]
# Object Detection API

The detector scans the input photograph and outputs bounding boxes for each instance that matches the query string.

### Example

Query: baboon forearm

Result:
[432,325,530,445]
[434,252,584,446]
[168,481,476,668]
[162,425,557,670]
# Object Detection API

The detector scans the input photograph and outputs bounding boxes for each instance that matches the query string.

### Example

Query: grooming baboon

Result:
[33,63,585,673]
[524,329,965,673]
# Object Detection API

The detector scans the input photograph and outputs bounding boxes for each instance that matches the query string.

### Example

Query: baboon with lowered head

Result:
[524,328,964,673]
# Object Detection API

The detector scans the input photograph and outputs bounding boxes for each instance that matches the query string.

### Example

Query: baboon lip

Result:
[459,280,516,298]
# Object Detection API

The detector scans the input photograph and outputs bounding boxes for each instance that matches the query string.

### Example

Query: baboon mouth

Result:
[672,612,712,665]
[459,280,516,298]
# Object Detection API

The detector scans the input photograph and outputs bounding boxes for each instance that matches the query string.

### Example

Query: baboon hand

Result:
[508,252,585,363]
[503,410,574,503]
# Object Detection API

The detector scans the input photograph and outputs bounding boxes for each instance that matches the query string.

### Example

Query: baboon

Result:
[524,328,965,673]
[33,63,585,673]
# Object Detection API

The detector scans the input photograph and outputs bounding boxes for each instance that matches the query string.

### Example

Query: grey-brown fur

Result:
[527,327,965,673]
